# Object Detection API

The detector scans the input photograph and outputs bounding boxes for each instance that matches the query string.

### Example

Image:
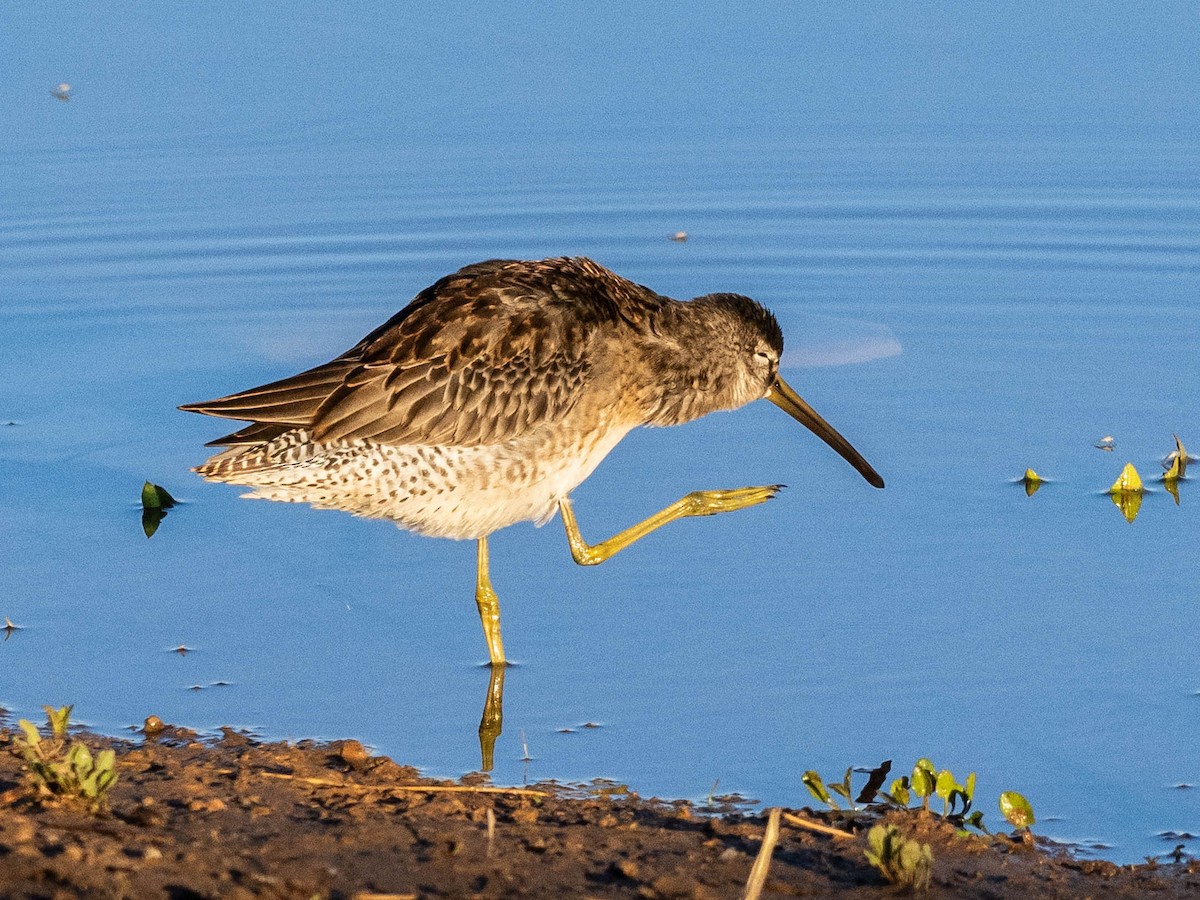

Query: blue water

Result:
[4,3,1200,865]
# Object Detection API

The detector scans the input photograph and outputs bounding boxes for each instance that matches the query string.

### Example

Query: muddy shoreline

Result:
[0,719,1196,899]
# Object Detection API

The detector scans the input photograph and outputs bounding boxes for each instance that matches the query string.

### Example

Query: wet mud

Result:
[0,722,1197,898]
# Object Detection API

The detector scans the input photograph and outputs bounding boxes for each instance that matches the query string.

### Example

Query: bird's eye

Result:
[753,350,772,364]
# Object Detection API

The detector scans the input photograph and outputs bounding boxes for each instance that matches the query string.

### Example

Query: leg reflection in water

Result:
[478,665,506,772]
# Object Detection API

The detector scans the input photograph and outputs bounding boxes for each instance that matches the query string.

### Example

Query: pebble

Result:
[613,859,640,880]
[187,798,227,813]
[469,805,492,823]
[337,740,370,767]
[9,817,35,844]
[510,807,539,825]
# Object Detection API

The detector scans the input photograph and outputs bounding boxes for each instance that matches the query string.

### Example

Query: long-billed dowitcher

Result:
[181,257,883,666]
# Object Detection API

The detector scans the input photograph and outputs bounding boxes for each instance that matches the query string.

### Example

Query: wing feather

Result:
[179,258,653,447]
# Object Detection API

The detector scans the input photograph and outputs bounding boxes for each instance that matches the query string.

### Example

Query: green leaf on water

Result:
[1108,462,1143,494]
[1163,434,1189,479]
[999,791,1035,830]
[1021,468,1044,496]
[141,482,177,537]
[1165,453,1182,481]
[141,482,177,510]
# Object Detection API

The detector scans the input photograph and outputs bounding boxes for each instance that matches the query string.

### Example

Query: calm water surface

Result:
[2,122,1198,862]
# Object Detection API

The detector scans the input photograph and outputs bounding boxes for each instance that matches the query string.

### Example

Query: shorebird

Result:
[181,257,883,666]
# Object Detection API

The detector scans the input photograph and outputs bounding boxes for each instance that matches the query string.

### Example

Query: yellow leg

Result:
[475,537,507,666]
[559,485,783,566]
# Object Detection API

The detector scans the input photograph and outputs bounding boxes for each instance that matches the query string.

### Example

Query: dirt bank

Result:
[0,719,1196,898]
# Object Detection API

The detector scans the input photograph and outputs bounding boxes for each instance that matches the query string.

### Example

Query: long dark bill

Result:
[766,376,885,488]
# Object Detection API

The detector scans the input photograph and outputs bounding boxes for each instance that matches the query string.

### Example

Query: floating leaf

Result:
[999,791,1035,830]
[1165,454,1182,481]
[856,759,892,804]
[141,482,177,538]
[1021,469,1044,496]
[1162,434,1190,478]
[141,481,177,510]
[1109,462,1143,494]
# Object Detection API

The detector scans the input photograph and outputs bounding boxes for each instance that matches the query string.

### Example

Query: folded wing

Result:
[180,259,615,448]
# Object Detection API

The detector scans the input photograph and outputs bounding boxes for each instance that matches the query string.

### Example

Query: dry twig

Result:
[742,807,781,900]
[782,810,856,841]
[257,770,547,797]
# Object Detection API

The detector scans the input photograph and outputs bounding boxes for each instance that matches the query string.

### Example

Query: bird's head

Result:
[686,293,885,489]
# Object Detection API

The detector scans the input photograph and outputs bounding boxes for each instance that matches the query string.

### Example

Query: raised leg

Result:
[475,537,507,666]
[558,485,783,566]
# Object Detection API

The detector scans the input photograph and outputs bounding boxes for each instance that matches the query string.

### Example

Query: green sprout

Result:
[910,758,936,811]
[934,768,976,818]
[828,767,857,809]
[802,770,837,809]
[805,757,1025,838]
[884,775,912,807]
[802,761,892,814]
[44,704,73,740]
[999,791,1035,832]
[13,707,118,812]
[865,824,933,892]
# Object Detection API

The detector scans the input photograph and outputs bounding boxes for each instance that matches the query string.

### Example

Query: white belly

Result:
[210,421,633,540]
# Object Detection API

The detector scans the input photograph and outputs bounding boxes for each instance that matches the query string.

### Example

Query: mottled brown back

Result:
[180,257,668,448]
